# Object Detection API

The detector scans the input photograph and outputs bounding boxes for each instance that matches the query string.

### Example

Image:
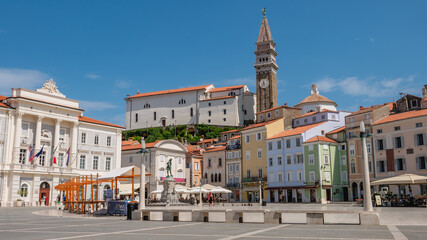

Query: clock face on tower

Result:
[259,78,269,88]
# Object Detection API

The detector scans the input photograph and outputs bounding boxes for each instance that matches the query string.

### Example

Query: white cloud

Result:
[79,100,118,111]
[0,68,49,95]
[316,75,416,98]
[115,80,130,89]
[369,37,376,43]
[85,73,100,79]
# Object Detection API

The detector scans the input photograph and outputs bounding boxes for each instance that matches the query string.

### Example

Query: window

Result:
[195,162,200,171]
[278,172,283,182]
[39,152,46,166]
[377,160,386,172]
[304,119,308,123]
[411,100,418,108]
[297,171,303,181]
[178,98,186,104]
[416,122,423,128]
[309,171,315,182]
[340,156,347,165]
[208,102,211,106]
[349,142,355,155]
[396,158,406,171]
[287,155,292,165]
[350,160,356,174]
[278,156,282,165]
[287,172,292,182]
[295,154,303,164]
[154,112,156,120]
[268,157,273,166]
[58,153,64,167]
[208,158,211,167]
[268,142,273,151]
[172,110,175,119]
[218,173,222,182]
[377,139,384,150]
[394,136,403,148]
[257,133,262,141]
[223,109,227,115]
[366,141,371,153]
[19,149,26,164]
[324,155,329,164]
[20,184,28,197]
[129,156,133,163]
[324,171,331,182]
[277,141,281,149]
[309,154,314,165]
[267,112,271,118]
[94,135,99,145]
[135,113,138,123]
[257,149,262,159]
[286,139,291,148]
[258,168,263,178]
[229,164,233,173]
[366,114,370,120]
[415,133,425,146]
[245,135,250,143]
[93,156,99,170]
[340,144,346,150]
[323,144,328,150]
[247,170,251,178]
[369,161,373,173]
[246,150,251,160]
[208,111,211,116]
[312,117,316,122]
[223,101,226,105]
[377,129,383,134]
[190,108,193,117]
[79,155,86,169]
[143,103,150,108]
[296,138,301,147]
[208,119,211,123]
[417,156,426,170]
[223,118,226,122]
[321,115,326,120]
[228,91,236,96]
[275,110,279,116]
[295,120,299,125]
[218,157,222,167]
[21,123,29,137]
[107,136,111,147]
[341,171,348,182]
[59,128,66,141]
[394,126,401,131]
[235,164,239,172]
[321,130,325,135]
[309,144,313,151]
[81,133,86,143]
[259,115,264,121]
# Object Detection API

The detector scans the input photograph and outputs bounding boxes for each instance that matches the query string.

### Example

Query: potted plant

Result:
[16,189,27,207]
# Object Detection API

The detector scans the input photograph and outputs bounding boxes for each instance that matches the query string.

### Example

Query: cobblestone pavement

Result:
[0,207,426,240]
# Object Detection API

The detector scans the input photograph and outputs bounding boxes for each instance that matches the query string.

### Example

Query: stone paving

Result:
[0,206,426,240]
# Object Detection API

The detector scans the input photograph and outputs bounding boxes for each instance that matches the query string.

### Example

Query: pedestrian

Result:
[208,193,213,207]
[57,194,60,205]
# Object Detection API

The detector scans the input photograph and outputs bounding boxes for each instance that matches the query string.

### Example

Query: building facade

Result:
[203,146,226,188]
[0,80,123,207]
[225,135,241,202]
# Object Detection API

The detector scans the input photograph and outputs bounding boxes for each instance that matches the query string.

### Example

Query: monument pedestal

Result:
[161,177,180,206]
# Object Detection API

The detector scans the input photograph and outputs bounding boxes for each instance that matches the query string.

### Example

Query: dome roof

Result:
[295,84,337,107]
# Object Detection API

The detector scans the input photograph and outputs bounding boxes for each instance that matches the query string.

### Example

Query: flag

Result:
[52,145,59,164]
[65,148,70,166]
[28,145,34,163]
[34,144,45,158]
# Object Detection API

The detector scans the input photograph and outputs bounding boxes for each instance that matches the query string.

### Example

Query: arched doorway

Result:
[39,182,50,206]
[351,182,358,201]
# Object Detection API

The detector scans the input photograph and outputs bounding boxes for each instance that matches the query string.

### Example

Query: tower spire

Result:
[257,11,273,43]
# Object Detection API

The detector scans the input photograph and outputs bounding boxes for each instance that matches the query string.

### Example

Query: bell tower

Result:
[254,8,278,113]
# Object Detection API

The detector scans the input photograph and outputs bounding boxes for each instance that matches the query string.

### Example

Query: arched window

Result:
[218,173,221,182]
[172,110,175,119]
[144,103,150,109]
[228,92,236,96]
[204,173,208,179]
[20,184,28,197]
[211,173,213,182]
[135,113,138,123]
[215,173,218,182]
[178,98,186,104]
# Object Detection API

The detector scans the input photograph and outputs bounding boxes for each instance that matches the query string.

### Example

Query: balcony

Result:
[226,144,241,150]
[242,177,267,183]
[226,183,240,188]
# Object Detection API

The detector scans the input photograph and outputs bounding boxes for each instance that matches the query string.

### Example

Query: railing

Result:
[242,177,267,183]
[226,144,241,150]
[226,183,240,188]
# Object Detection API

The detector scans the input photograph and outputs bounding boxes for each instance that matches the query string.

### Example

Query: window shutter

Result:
[415,134,418,146]
[384,161,387,172]
[403,158,406,171]
[423,134,426,146]
[401,137,404,148]
[394,160,398,171]
[416,157,420,170]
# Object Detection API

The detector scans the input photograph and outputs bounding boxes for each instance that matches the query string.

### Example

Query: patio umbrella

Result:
[209,186,232,193]
[201,184,216,190]
[188,187,209,194]
[371,174,427,185]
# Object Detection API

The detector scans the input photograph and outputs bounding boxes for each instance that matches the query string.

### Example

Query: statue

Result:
[36,78,65,97]
[166,158,173,178]
[261,8,266,17]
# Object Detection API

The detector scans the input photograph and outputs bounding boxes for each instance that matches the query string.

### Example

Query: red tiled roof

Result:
[221,129,239,134]
[229,135,241,140]
[373,109,427,125]
[294,109,335,119]
[205,146,226,152]
[122,140,139,146]
[128,85,211,99]
[327,126,345,134]
[295,94,336,107]
[304,136,338,144]
[347,103,392,117]
[241,118,282,131]
[207,85,246,93]
[200,96,235,101]
[121,140,161,151]
[197,138,217,144]
[256,104,301,115]
[267,122,324,140]
[0,96,11,109]
[79,116,125,129]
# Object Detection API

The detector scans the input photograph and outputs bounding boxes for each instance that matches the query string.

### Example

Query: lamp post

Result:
[138,138,150,210]
[360,121,373,212]
[259,180,262,205]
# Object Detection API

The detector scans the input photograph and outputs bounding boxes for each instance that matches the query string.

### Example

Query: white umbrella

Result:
[371,174,427,185]
[150,187,163,194]
[201,184,216,190]
[209,186,232,193]
[175,187,191,194]
[188,187,209,194]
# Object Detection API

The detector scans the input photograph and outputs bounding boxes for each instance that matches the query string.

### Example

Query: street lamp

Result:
[138,138,150,210]
[360,121,373,212]
[259,180,262,205]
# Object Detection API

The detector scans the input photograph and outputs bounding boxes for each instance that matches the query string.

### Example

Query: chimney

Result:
[316,106,322,112]
[423,85,427,98]
[360,106,364,110]
[284,103,288,106]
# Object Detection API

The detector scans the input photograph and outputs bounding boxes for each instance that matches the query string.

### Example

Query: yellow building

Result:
[240,119,284,202]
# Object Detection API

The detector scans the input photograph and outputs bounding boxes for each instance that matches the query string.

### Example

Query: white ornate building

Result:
[125,84,256,130]
[0,80,123,207]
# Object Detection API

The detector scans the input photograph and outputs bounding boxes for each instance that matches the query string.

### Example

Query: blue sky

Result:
[1,1,426,126]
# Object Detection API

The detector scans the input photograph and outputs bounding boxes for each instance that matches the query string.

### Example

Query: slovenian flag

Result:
[65,148,70,166]
[34,144,45,158]
[28,145,34,163]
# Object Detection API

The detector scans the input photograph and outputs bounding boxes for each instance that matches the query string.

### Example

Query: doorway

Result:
[326,189,331,201]
[162,119,166,127]
[310,189,316,202]
[39,182,50,206]
[343,187,349,201]
[287,189,293,203]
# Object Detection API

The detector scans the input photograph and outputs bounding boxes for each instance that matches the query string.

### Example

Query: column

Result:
[34,116,43,165]
[115,130,122,170]
[357,182,361,202]
[70,122,78,169]
[53,119,61,166]
[5,111,15,164]
[12,111,23,164]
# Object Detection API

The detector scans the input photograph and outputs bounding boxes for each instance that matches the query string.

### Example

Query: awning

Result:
[98,166,139,180]
[119,183,140,195]
[371,174,427,185]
